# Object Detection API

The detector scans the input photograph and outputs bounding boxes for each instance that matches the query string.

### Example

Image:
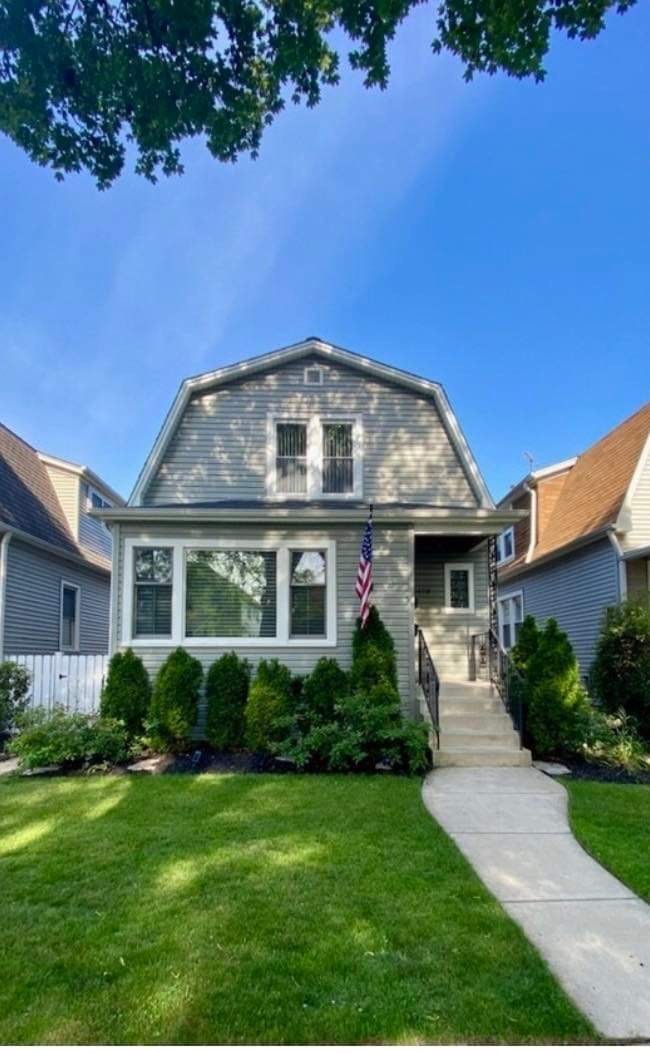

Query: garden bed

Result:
[561,759,650,785]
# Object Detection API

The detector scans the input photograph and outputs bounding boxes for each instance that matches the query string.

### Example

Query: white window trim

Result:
[59,580,81,652]
[303,364,324,385]
[266,413,363,500]
[444,562,475,613]
[497,526,515,566]
[122,537,337,648]
[498,589,524,650]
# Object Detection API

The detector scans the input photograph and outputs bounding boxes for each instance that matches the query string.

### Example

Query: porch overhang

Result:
[93,503,526,535]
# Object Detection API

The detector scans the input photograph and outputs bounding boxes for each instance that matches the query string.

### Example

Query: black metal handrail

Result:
[417,627,440,749]
[469,628,525,747]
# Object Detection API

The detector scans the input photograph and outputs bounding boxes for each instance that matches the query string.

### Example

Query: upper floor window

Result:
[83,482,111,513]
[269,415,362,499]
[497,526,515,565]
[304,365,323,385]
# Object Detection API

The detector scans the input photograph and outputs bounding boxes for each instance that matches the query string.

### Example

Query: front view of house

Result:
[98,339,521,745]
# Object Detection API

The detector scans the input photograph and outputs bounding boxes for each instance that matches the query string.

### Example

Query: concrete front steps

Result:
[433,679,532,768]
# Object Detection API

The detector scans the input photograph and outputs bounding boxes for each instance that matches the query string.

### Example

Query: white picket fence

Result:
[6,653,109,714]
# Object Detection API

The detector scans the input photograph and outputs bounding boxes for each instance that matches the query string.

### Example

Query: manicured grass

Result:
[563,779,650,902]
[0,774,592,1044]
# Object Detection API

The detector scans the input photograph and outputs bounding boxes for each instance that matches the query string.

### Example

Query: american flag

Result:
[355,509,373,627]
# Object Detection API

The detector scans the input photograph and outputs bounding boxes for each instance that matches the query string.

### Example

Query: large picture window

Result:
[133,547,173,637]
[186,550,277,638]
[290,550,326,637]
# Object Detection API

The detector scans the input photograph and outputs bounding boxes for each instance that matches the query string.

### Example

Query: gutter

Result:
[608,529,628,602]
[524,482,537,564]
[0,531,12,661]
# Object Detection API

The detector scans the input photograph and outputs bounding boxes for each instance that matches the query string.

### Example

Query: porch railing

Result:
[468,629,525,747]
[416,626,440,748]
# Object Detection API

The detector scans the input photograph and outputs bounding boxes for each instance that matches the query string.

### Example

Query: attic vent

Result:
[304,365,323,386]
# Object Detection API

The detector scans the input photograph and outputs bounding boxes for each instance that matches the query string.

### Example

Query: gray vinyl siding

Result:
[3,539,110,654]
[115,522,416,720]
[79,506,113,562]
[415,542,489,679]
[145,356,478,508]
[497,537,620,674]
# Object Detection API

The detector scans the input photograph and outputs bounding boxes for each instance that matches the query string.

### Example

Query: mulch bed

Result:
[561,760,650,785]
[158,748,296,775]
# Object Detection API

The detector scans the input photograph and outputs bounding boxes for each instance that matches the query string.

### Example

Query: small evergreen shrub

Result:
[302,657,349,722]
[245,659,293,751]
[525,619,592,756]
[351,606,397,690]
[0,661,30,744]
[205,652,250,750]
[148,648,203,752]
[510,615,541,675]
[100,648,151,738]
[12,708,131,770]
[592,600,650,739]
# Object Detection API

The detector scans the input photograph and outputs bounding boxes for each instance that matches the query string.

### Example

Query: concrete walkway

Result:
[422,767,650,1040]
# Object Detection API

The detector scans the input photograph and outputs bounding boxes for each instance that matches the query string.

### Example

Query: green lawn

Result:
[563,779,650,902]
[0,774,592,1044]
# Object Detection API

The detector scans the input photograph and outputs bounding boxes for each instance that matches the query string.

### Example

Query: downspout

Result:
[608,529,627,602]
[523,483,536,563]
[0,531,13,662]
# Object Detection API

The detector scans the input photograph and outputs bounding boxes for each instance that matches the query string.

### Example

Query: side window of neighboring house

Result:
[60,582,80,651]
[499,592,523,650]
[82,483,112,534]
[496,526,515,565]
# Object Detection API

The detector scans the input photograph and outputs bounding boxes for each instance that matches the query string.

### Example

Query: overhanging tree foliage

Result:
[0,0,635,187]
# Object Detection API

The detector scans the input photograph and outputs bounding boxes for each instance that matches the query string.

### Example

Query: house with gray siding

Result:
[97,338,531,765]
[0,423,123,658]
[497,402,650,675]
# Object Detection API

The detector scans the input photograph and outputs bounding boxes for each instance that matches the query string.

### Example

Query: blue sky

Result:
[1,3,648,503]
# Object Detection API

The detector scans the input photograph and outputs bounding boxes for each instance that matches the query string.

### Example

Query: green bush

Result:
[302,657,349,722]
[205,652,250,750]
[0,661,30,743]
[12,708,131,770]
[592,600,650,739]
[148,648,203,752]
[581,707,650,773]
[100,648,151,738]
[351,606,397,690]
[245,659,293,751]
[510,615,541,675]
[525,619,592,756]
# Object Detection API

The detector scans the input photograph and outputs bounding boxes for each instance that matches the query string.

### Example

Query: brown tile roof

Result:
[501,403,650,577]
[0,423,108,571]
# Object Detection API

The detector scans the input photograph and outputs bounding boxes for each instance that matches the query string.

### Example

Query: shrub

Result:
[148,648,203,752]
[0,661,30,743]
[245,659,293,751]
[205,652,250,750]
[592,600,650,739]
[525,619,592,756]
[12,708,131,770]
[100,648,151,738]
[302,658,349,722]
[351,606,397,690]
[510,615,541,674]
[581,707,650,773]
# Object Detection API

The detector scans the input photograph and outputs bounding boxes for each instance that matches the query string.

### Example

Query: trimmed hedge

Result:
[205,652,250,750]
[245,659,293,752]
[100,648,151,738]
[592,600,650,739]
[148,648,203,752]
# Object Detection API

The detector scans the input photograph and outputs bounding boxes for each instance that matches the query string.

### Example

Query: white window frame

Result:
[59,580,81,652]
[266,413,363,500]
[303,364,323,386]
[498,589,524,650]
[497,526,515,566]
[121,536,337,648]
[444,562,475,613]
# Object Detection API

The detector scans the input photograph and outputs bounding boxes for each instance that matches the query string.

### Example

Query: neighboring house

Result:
[96,338,519,726]
[497,402,650,675]
[0,423,124,658]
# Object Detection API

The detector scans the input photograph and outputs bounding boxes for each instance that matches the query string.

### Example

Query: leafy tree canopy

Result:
[0,0,634,187]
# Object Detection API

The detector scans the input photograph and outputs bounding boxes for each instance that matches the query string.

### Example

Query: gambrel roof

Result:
[129,338,494,508]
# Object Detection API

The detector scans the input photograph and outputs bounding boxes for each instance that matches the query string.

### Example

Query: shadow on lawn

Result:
[0,773,593,1044]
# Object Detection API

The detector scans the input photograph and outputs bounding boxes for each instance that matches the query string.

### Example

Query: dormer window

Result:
[497,526,515,565]
[304,365,323,386]
[268,415,362,499]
